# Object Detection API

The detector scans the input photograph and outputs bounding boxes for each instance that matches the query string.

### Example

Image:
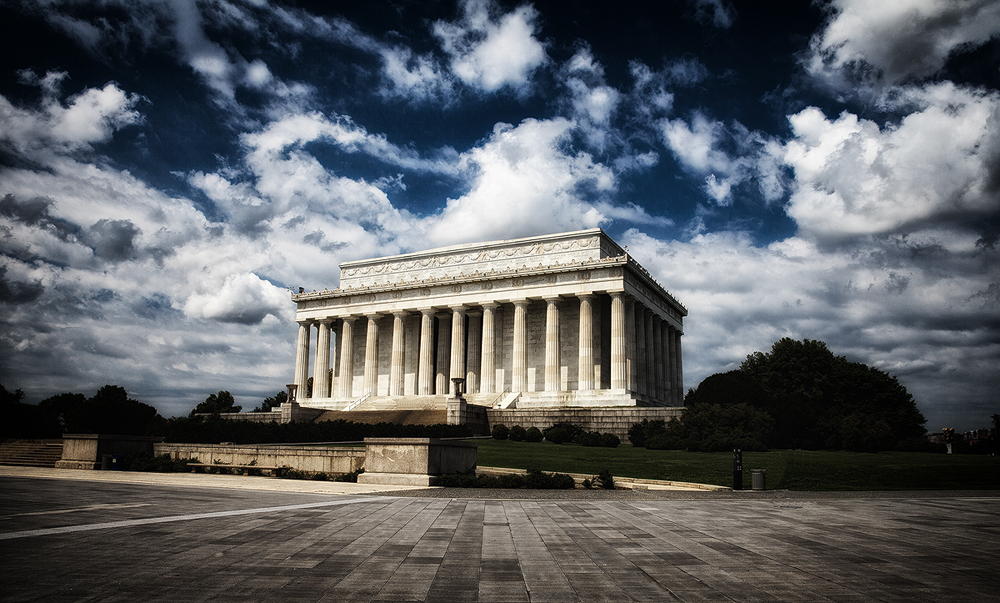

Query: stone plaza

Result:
[290,229,686,412]
[2,467,998,602]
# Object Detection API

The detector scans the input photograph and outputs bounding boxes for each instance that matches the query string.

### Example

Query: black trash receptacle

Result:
[111,455,125,471]
[752,469,766,491]
[101,454,112,470]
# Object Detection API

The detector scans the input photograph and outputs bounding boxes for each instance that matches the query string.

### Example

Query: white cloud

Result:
[433,0,547,93]
[562,48,622,151]
[689,0,735,29]
[424,118,617,245]
[0,75,142,158]
[784,83,1000,244]
[623,227,1000,432]
[183,272,288,324]
[808,0,1000,86]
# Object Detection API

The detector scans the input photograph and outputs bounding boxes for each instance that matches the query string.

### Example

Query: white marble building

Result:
[291,229,686,410]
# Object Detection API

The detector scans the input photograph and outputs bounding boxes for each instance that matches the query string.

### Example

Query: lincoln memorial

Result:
[290,229,686,412]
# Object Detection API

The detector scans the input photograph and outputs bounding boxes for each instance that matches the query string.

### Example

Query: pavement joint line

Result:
[0,496,393,541]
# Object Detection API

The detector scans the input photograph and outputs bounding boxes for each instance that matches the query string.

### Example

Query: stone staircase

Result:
[0,439,64,467]
[313,409,448,426]
[350,395,449,411]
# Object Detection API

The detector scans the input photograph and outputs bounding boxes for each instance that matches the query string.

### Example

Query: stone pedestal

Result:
[356,438,479,486]
[446,377,467,426]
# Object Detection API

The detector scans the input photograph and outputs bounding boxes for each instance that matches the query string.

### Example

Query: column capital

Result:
[392,310,409,318]
[512,298,530,308]
[480,301,499,309]
[449,304,467,312]
[543,295,561,304]
[576,292,595,300]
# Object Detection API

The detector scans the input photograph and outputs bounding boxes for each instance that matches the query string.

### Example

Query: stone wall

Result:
[486,407,683,443]
[155,442,365,475]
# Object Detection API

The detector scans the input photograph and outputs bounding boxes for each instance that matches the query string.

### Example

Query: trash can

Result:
[752,469,766,491]
[111,455,125,471]
[101,454,112,470]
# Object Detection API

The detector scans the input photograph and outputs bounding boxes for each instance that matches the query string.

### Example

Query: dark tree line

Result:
[655,338,929,452]
[2,384,165,438]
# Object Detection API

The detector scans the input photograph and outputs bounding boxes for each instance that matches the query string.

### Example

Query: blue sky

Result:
[1,0,998,430]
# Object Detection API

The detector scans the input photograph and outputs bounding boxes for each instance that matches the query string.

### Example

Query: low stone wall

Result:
[56,434,163,470]
[357,438,478,486]
[154,443,364,475]
[486,407,683,443]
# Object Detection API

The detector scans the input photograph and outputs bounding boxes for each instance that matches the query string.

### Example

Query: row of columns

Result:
[294,292,683,403]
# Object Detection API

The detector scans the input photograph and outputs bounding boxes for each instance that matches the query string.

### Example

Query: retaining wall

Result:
[154,443,365,475]
[487,407,683,443]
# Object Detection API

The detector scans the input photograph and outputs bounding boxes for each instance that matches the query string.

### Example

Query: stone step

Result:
[312,409,448,426]
[0,440,63,468]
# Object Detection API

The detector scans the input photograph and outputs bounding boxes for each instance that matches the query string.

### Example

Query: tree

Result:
[2,383,62,438]
[683,338,927,451]
[190,391,241,417]
[253,390,286,412]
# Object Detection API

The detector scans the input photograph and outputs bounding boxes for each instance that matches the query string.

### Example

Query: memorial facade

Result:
[290,229,686,410]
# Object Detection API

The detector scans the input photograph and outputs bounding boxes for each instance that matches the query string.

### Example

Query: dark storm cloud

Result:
[84,218,140,262]
[0,265,44,303]
[0,194,80,240]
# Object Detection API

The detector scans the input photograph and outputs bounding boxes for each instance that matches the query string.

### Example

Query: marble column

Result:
[652,316,664,403]
[610,292,626,391]
[479,303,497,394]
[435,314,451,394]
[577,294,594,391]
[544,297,560,392]
[389,312,406,396]
[466,312,482,394]
[337,317,355,399]
[363,314,379,395]
[449,306,466,394]
[418,309,434,395]
[666,325,677,405]
[313,320,331,399]
[644,309,655,400]
[512,299,528,393]
[636,305,647,396]
[674,329,684,403]
[625,298,637,393]
[294,320,310,397]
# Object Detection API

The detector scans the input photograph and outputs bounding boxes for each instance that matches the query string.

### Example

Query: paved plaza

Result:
[1,469,998,602]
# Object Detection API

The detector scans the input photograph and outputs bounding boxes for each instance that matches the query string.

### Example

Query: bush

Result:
[334,468,365,482]
[491,424,509,440]
[596,469,614,489]
[545,427,571,444]
[600,433,620,448]
[627,419,667,447]
[439,468,575,489]
[576,431,602,447]
[525,426,543,442]
[509,425,526,441]
[164,416,472,444]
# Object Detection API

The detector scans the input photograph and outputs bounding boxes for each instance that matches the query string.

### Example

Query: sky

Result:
[1,0,998,430]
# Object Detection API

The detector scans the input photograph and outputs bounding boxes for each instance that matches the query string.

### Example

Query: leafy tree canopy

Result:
[681,338,927,451]
[253,390,286,412]
[190,390,241,417]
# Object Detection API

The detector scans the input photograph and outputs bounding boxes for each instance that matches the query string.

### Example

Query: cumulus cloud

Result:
[561,48,622,151]
[660,113,785,205]
[784,83,1000,245]
[424,118,616,245]
[689,0,735,29]
[623,227,1000,432]
[0,73,141,158]
[433,0,547,93]
[807,0,1000,87]
[183,272,287,324]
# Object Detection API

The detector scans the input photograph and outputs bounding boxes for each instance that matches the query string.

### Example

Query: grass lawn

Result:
[471,439,1000,490]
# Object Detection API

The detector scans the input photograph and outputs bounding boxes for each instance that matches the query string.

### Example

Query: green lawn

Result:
[471,439,1000,490]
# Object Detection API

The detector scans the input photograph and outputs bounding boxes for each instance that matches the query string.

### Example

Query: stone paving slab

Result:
[2,473,998,602]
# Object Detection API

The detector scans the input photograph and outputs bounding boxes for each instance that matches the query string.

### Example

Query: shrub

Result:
[545,427,571,444]
[334,468,365,482]
[596,469,614,489]
[546,422,583,439]
[600,433,620,448]
[509,425,526,441]
[576,431,602,447]
[525,426,543,442]
[627,419,667,447]
[491,424,509,440]
[439,468,575,489]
